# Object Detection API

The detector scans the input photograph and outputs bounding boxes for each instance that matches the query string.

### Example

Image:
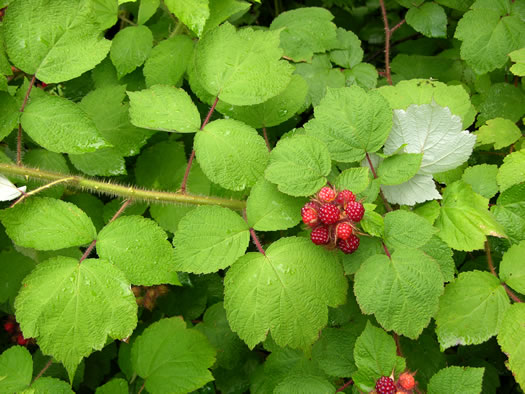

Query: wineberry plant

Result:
[0,0,524,393]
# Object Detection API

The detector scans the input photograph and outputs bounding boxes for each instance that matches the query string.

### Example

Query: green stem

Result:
[0,164,246,210]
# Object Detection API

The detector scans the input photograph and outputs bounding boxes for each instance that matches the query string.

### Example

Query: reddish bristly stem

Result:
[78,199,132,263]
[365,153,393,213]
[31,358,53,385]
[243,210,266,255]
[382,242,392,259]
[17,74,37,166]
[180,96,220,193]
[484,240,497,277]
[336,379,353,392]
[503,283,523,303]
[378,0,404,85]
[394,333,404,357]
[262,126,271,151]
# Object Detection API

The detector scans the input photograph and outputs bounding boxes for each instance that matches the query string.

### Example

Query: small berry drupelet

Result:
[318,204,340,224]
[375,376,396,394]
[398,372,416,391]
[318,186,336,203]
[337,235,360,254]
[311,226,330,245]
[345,201,365,222]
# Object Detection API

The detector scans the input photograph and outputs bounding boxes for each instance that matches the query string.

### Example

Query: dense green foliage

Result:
[0,0,524,393]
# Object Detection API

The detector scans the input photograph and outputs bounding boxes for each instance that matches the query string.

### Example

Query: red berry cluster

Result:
[301,186,365,254]
[3,316,30,346]
[375,372,417,394]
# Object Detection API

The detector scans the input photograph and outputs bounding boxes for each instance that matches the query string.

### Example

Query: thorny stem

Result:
[243,210,266,255]
[78,200,132,263]
[394,333,404,357]
[262,126,271,151]
[10,177,75,208]
[486,239,523,303]
[503,283,523,303]
[17,74,37,166]
[335,379,353,392]
[180,96,220,193]
[378,0,404,85]
[0,164,246,210]
[31,358,53,385]
[365,153,393,213]
[382,242,392,259]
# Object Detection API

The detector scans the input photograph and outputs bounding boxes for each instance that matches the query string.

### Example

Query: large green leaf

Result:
[269,7,338,62]
[406,3,447,38]
[383,210,436,249]
[224,237,347,349]
[96,215,180,285]
[335,168,371,193]
[128,85,201,133]
[109,26,153,79]
[435,181,506,251]
[15,257,137,380]
[461,164,499,199]
[435,270,510,350]
[193,23,294,105]
[3,0,111,83]
[499,240,525,294]
[427,366,484,394]
[131,317,216,394]
[173,206,250,274]
[265,135,332,196]
[475,118,522,150]
[330,27,363,69]
[0,346,33,394]
[354,248,444,339]
[21,95,110,154]
[195,119,269,191]
[497,304,525,391]
[0,197,96,250]
[492,183,525,244]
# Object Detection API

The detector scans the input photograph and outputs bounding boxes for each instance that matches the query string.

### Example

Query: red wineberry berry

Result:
[3,321,15,334]
[345,201,365,222]
[17,333,28,346]
[337,234,360,254]
[336,222,353,240]
[318,186,336,203]
[301,202,318,227]
[398,372,416,390]
[318,204,340,224]
[310,226,330,245]
[375,376,396,394]
[335,189,355,206]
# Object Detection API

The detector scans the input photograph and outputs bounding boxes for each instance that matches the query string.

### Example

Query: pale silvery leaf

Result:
[382,174,441,206]
[0,174,26,201]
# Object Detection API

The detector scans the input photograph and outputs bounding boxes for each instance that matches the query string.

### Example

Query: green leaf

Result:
[224,237,347,349]
[384,210,436,249]
[509,47,525,76]
[247,178,306,231]
[461,164,499,199]
[15,257,137,380]
[95,378,128,394]
[79,85,154,157]
[127,85,201,133]
[330,27,363,69]
[391,53,463,82]
[420,236,455,282]
[378,79,475,128]
[110,25,153,79]
[477,83,525,126]
[274,375,335,394]
[96,215,180,285]
[335,167,371,194]
[475,118,521,149]
[455,5,525,74]
[195,302,249,369]
[492,183,525,244]
[436,181,506,251]
[21,95,110,154]
[131,317,216,393]
[306,86,392,157]
[435,270,510,350]
[202,0,251,34]
[343,62,378,90]
[194,23,294,105]
[144,35,194,87]
[414,200,441,224]
[88,0,118,30]
[377,153,422,186]
[0,250,35,304]
[360,207,384,238]
[173,206,250,274]
[3,0,111,83]
[406,3,447,38]
[499,241,525,294]
[0,197,96,250]
[354,248,444,339]
[0,92,19,142]
[28,376,75,393]
[195,118,269,191]
[428,366,484,394]
[497,150,525,192]
[265,134,332,196]
[497,303,525,391]
[164,0,209,37]
[69,149,126,176]
[215,74,308,129]
[137,0,159,24]
[0,346,32,394]
[269,7,338,62]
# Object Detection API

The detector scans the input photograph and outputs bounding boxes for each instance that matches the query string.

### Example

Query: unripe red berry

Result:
[336,222,352,240]
[335,189,355,206]
[345,201,365,222]
[318,186,336,203]
[301,202,318,227]
[337,234,360,254]
[398,372,415,390]
[17,333,28,346]
[375,376,396,394]
[3,321,15,333]
[318,204,340,224]
[310,226,330,245]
